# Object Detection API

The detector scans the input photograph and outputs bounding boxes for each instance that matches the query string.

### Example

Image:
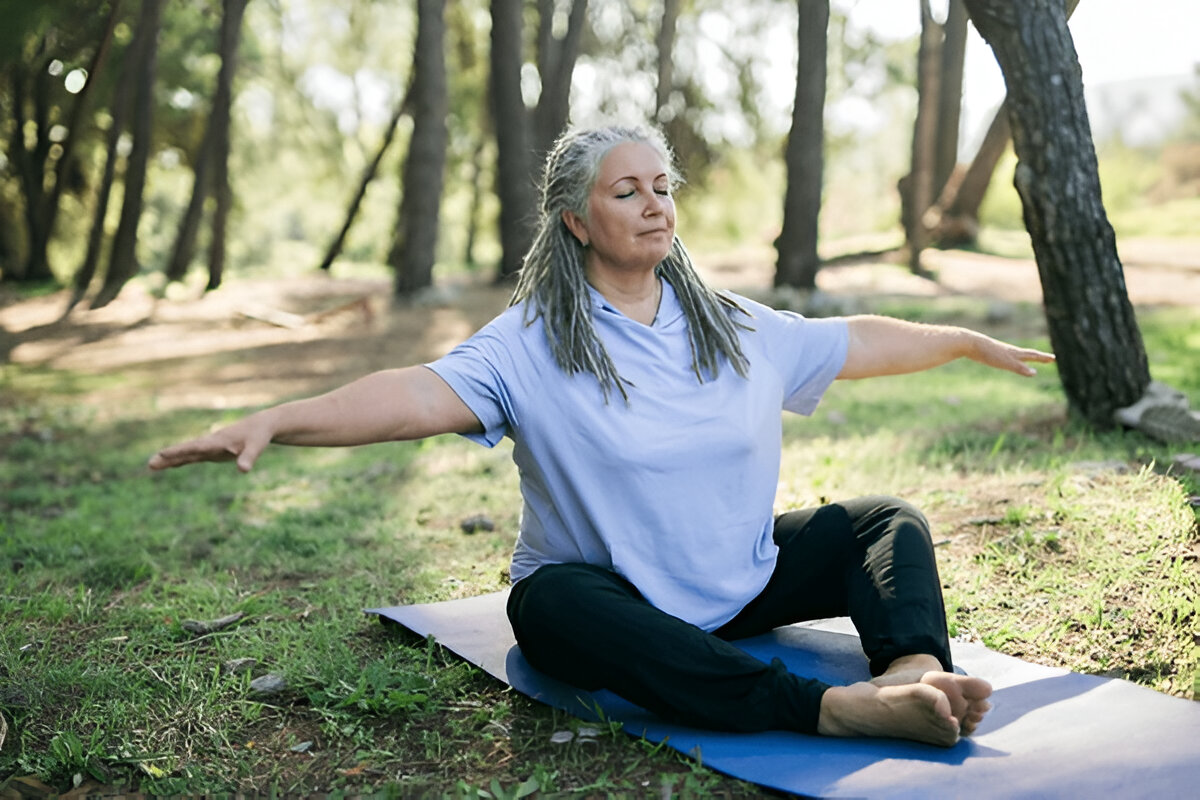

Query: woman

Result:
[151,125,1054,747]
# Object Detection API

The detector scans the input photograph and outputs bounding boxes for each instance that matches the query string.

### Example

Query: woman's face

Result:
[563,141,676,277]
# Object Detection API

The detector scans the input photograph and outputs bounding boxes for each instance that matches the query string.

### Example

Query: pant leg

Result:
[714,495,953,676]
[507,561,829,733]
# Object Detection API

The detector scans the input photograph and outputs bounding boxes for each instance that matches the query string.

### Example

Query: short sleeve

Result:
[425,320,520,448]
[737,300,849,415]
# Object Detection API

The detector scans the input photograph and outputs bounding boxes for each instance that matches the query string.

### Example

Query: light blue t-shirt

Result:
[426,279,848,631]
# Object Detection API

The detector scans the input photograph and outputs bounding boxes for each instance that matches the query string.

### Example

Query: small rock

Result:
[1068,459,1130,477]
[549,730,573,744]
[290,741,313,753]
[223,657,258,676]
[985,301,1016,325]
[182,611,246,635]
[460,514,495,534]
[249,673,287,696]
[1171,453,1200,473]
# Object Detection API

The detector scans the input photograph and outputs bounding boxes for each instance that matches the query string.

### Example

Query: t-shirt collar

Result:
[587,274,684,328]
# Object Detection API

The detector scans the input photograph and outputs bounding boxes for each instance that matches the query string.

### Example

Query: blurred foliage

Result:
[0,0,1196,292]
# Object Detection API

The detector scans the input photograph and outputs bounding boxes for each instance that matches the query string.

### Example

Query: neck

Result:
[588,266,662,326]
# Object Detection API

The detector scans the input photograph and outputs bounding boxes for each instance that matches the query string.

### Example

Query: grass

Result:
[2,299,1199,796]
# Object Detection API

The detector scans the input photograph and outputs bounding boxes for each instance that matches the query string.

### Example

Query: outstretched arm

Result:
[148,366,482,473]
[837,315,1055,380]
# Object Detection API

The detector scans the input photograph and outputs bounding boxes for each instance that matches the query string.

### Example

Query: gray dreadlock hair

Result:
[509,124,752,402]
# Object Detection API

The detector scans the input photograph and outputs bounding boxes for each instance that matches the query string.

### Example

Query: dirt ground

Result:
[2,237,1199,413]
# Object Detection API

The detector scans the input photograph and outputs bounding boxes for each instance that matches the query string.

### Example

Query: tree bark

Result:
[963,0,1149,425]
[317,95,408,273]
[533,0,588,165]
[21,0,122,289]
[931,103,1009,247]
[462,132,486,268]
[205,0,248,291]
[164,0,246,287]
[934,0,1081,248]
[489,0,536,279]
[390,0,448,296]
[91,0,163,309]
[902,0,942,276]
[70,14,137,311]
[774,0,828,290]
[655,0,681,122]
[6,45,55,282]
[933,0,967,201]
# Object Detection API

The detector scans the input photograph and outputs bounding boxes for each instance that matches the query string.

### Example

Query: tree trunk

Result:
[6,47,55,283]
[963,0,1149,425]
[774,0,828,290]
[902,0,942,276]
[931,103,1009,247]
[164,105,216,283]
[25,0,122,289]
[934,0,1081,248]
[532,0,588,164]
[489,0,536,279]
[70,19,137,311]
[462,133,486,268]
[317,95,408,272]
[655,0,681,122]
[164,0,246,286]
[91,0,163,309]
[391,0,448,296]
[205,0,248,291]
[933,0,967,201]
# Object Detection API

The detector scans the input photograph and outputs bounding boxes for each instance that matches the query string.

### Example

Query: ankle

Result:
[883,653,943,676]
[817,682,878,738]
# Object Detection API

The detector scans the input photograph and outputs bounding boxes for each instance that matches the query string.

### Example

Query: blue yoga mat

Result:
[367,590,1200,799]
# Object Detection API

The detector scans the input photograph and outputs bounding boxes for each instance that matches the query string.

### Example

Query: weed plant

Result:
[1,306,1197,796]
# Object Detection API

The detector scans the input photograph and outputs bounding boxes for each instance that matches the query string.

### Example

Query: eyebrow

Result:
[607,173,669,189]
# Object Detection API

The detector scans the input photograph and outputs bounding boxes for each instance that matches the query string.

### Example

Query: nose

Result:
[644,192,667,217]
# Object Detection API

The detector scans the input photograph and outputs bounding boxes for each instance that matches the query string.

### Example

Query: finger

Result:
[1017,352,1055,365]
[235,438,268,473]
[148,439,237,470]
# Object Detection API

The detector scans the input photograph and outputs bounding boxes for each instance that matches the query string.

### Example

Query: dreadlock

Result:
[509,125,751,402]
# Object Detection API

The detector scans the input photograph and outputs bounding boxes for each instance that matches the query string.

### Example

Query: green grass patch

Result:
[2,303,1198,795]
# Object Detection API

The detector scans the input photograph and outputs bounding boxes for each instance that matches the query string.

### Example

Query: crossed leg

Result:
[508,496,992,747]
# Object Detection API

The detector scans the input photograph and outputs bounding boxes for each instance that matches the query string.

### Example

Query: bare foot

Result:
[922,672,992,736]
[868,655,993,737]
[817,678,961,747]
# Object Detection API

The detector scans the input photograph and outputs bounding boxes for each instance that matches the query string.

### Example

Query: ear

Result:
[561,209,589,247]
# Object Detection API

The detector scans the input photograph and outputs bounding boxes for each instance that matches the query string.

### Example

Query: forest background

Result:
[1,0,1199,796]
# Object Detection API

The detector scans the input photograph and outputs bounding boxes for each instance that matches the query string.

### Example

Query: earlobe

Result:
[561,210,589,247]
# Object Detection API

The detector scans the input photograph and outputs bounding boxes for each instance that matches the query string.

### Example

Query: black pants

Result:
[506,496,953,734]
